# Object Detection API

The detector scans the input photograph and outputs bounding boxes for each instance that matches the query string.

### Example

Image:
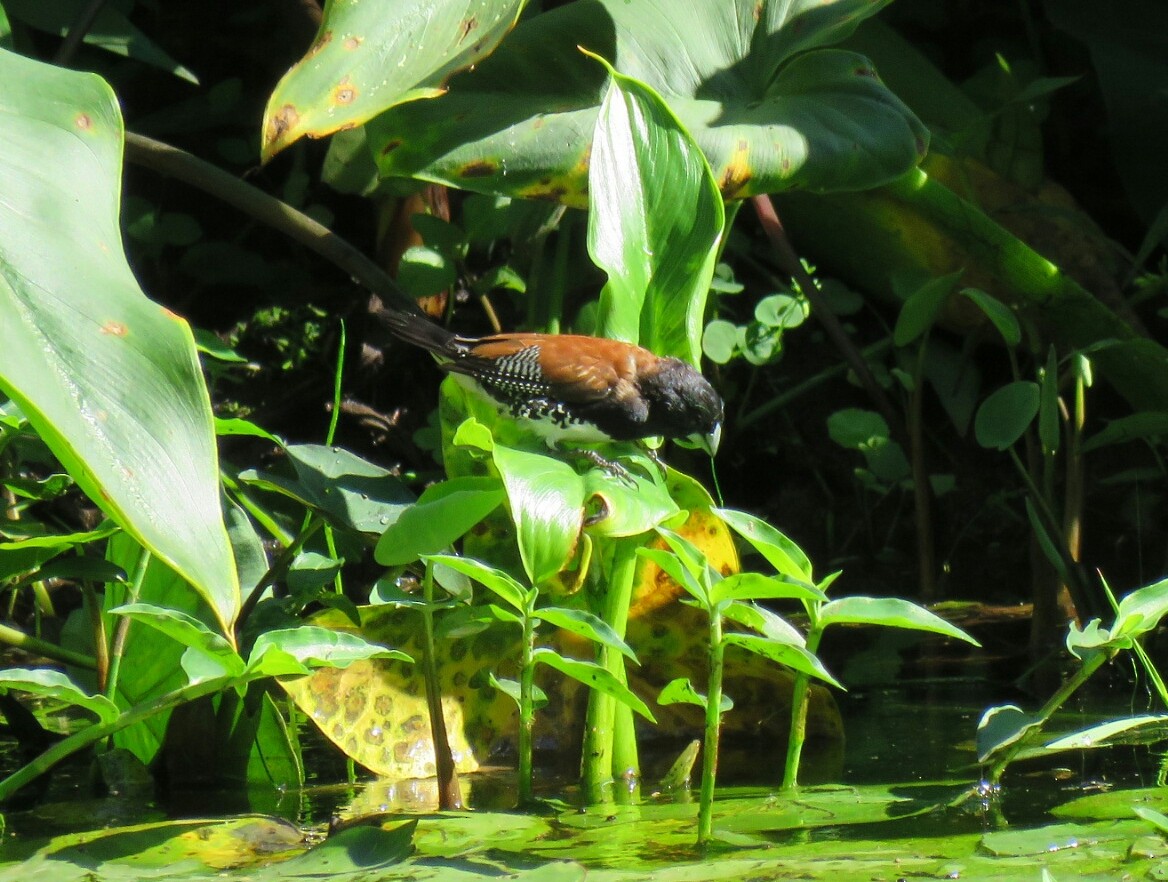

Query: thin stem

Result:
[518,604,537,806]
[104,545,152,702]
[236,515,326,630]
[780,628,823,790]
[696,613,724,846]
[909,339,936,599]
[751,194,901,434]
[421,565,463,810]
[123,133,414,312]
[53,0,110,66]
[988,649,1109,783]
[0,622,96,669]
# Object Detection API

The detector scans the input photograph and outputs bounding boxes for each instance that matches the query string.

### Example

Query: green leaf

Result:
[5,0,198,83]
[716,508,813,584]
[423,553,532,613]
[638,547,707,606]
[375,477,504,565]
[710,572,824,608]
[246,627,410,677]
[722,602,806,646]
[1044,715,1168,751]
[1113,577,1168,641]
[536,606,637,661]
[489,672,548,709]
[533,648,656,722]
[587,60,724,364]
[892,272,961,347]
[702,320,739,364]
[722,633,841,688]
[270,822,417,875]
[959,287,1021,347]
[974,381,1040,450]
[657,677,732,713]
[369,0,927,202]
[826,408,890,450]
[817,597,980,645]
[491,442,585,585]
[580,460,679,538]
[0,668,119,723]
[0,50,240,632]
[110,603,245,678]
[261,0,528,159]
[240,443,414,534]
[1083,411,1168,452]
[976,703,1040,763]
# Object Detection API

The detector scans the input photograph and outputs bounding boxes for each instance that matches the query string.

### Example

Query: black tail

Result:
[373,306,457,357]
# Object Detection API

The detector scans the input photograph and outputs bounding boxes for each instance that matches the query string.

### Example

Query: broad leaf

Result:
[375,477,504,565]
[588,60,724,364]
[246,627,410,677]
[262,0,528,159]
[110,603,245,678]
[0,50,239,632]
[0,668,119,724]
[423,553,532,613]
[533,648,656,722]
[974,381,1039,450]
[536,606,636,661]
[491,442,585,586]
[716,508,813,583]
[817,597,980,645]
[657,677,733,713]
[722,633,841,688]
[976,703,1040,763]
[369,0,927,202]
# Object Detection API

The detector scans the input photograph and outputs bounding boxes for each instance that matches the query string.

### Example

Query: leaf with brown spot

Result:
[261,0,527,161]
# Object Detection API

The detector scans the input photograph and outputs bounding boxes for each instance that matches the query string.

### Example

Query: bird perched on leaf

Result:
[374,306,723,459]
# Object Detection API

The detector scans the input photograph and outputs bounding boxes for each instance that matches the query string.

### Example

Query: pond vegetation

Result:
[2,0,1168,878]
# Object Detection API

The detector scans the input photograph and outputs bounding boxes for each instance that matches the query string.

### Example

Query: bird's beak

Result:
[684,422,721,458]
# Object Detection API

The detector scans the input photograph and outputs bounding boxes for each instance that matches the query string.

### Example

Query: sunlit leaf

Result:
[0,50,240,632]
[722,633,841,688]
[533,648,656,722]
[424,553,531,613]
[536,606,637,661]
[0,668,119,724]
[817,597,980,645]
[716,508,813,583]
[376,477,504,565]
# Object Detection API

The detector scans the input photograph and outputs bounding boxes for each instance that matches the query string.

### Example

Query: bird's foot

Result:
[569,448,637,487]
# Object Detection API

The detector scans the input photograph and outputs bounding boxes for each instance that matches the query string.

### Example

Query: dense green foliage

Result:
[1,0,1168,874]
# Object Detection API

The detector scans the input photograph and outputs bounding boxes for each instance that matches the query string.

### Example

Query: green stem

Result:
[104,545,152,702]
[0,622,96,669]
[236,515,326,629]
[988,649,1109,783]
[581,537,640,802]
[0,674,233,804]
[422,565,462,810]
[221,470,293,547]
[518,602,537,806]
[697,613,725,846]
[781,627,823,791]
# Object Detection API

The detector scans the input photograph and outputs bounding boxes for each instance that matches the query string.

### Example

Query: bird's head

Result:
[641,358,724,457]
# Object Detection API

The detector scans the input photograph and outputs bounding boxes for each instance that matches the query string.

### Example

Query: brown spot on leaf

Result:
[333,79,357,105]
[343,36,362,51]
[101,321,128,337]
[75,113,93,131]
[267,105,300,143]
[380,138,403,156]
[459,159,499,178]
[855,65,878,78]
[306,30,333,59]
[458,16,479,44]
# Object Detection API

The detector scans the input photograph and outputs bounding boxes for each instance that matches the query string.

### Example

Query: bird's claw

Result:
[570,448,638,487]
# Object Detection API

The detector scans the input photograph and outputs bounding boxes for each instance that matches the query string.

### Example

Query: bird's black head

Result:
[640,358,724,456]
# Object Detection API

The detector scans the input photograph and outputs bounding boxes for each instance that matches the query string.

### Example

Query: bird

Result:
[374,306,723,459]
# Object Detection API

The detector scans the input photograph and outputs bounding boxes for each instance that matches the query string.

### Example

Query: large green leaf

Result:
[0,50,239,633]
[588,63,724,364]
[261,0,528,160]
[368,0,926,202]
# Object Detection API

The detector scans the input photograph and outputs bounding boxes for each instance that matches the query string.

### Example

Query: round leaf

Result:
[974,381,1040,450]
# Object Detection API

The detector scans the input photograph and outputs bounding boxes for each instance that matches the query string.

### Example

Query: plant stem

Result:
[780,628,823,791]
[0,622,96,669]
[0,674,232,803]
[988,648,1109,783]
[421,565,462,810]
[697,612,724,846]
[751,194,901,435]
[236,515,326,629]
[518,602,537,806]
[123,133,414,312]
[581,537,640,802]
[104,545,152,702]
